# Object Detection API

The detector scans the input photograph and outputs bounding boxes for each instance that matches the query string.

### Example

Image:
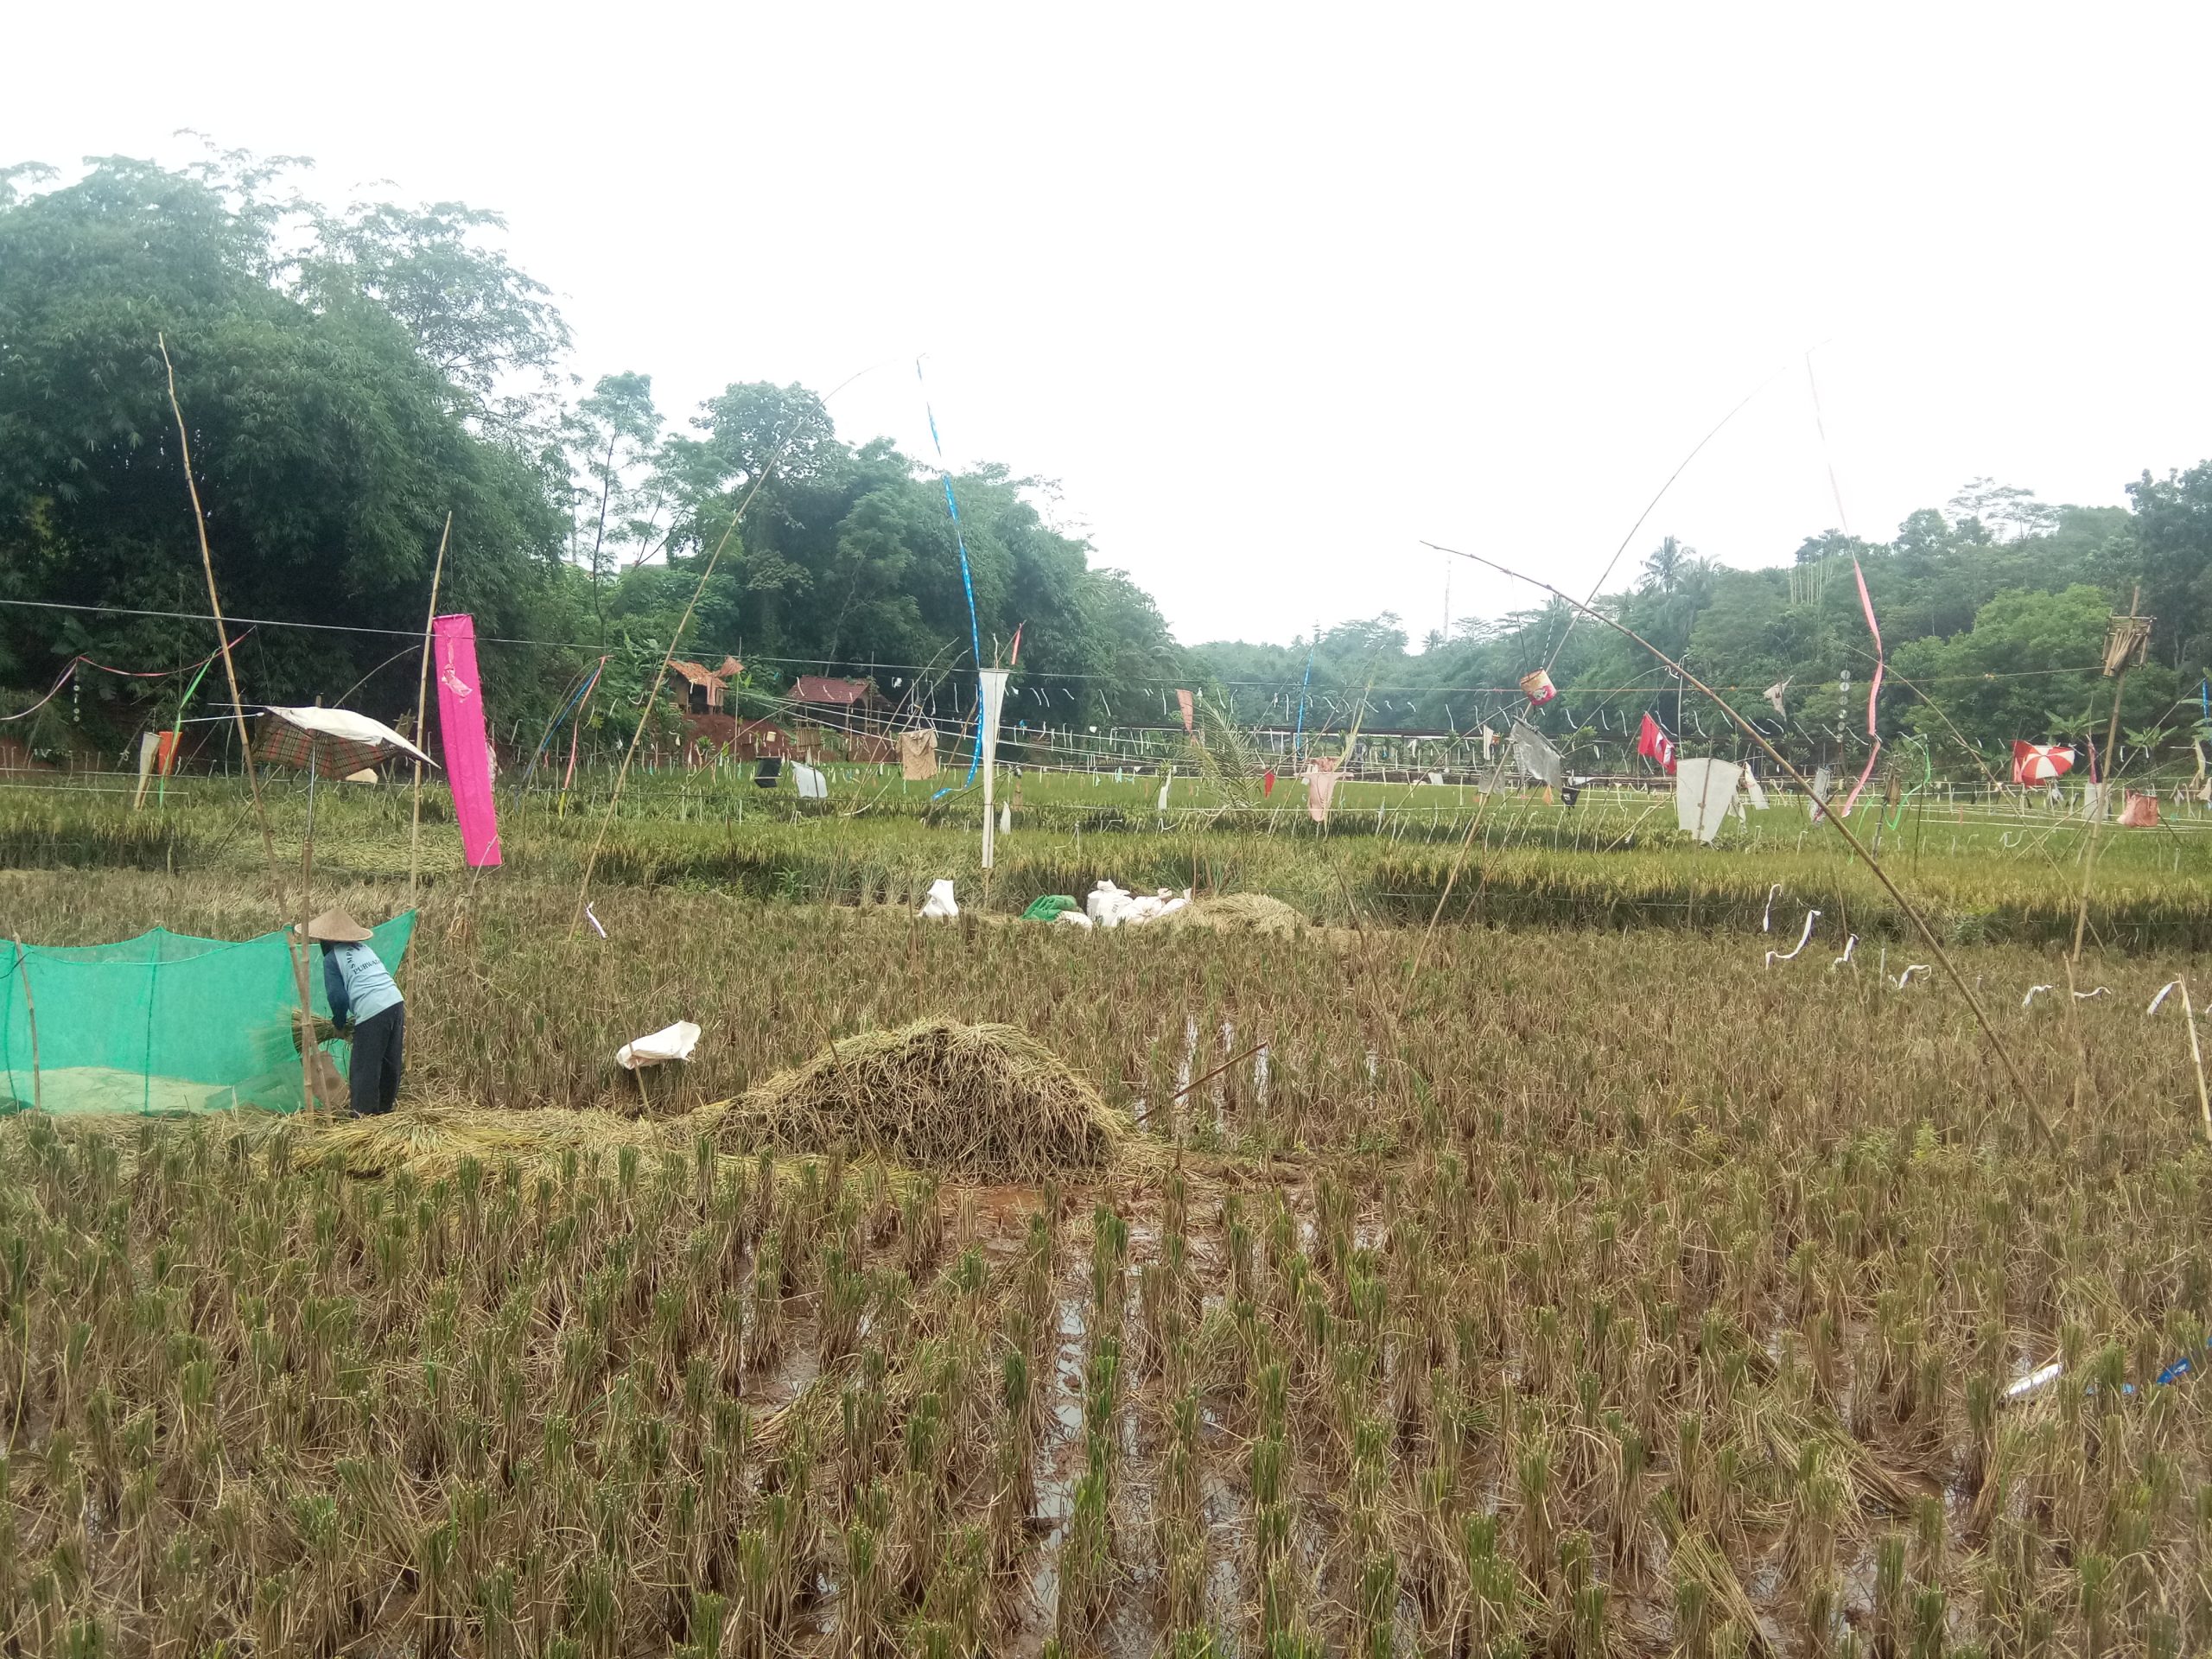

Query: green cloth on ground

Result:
[1020,895,1080,921]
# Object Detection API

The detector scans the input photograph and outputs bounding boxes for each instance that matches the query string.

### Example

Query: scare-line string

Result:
[1425,536,2047,1141]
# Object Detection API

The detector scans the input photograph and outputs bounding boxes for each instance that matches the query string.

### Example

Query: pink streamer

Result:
[1837,561,1885,817]
[433,613,503,868]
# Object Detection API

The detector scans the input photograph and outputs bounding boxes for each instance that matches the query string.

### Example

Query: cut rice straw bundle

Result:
[1164,892,1307,935]
[289,1103,670,1179]
[714,1017,1126,1180]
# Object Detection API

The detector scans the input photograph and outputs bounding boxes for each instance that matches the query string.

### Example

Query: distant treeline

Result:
[3,150,2206,774]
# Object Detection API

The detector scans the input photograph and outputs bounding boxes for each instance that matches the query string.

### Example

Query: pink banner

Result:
[433,613,502,868]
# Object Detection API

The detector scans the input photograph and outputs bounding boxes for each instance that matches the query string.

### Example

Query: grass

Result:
[0,776,2208,1654]
[6,767,2211,946]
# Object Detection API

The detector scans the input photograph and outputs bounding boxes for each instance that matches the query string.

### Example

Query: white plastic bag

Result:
[918,879,959,919]
[618,1020,702,1071]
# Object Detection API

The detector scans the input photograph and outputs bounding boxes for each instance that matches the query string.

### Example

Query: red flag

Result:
[1262,768,1276,797]
[1637,712,1677,775]
[1176,689,1194,733]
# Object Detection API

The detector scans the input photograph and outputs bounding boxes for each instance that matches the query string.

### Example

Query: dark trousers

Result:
[349,1003,405,1116]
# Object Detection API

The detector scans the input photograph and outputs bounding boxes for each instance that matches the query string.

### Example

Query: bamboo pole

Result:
[2183,979,2211,1143]
[408,513,453,906]
[2069,587,2140,963]
[12,941,38,1116]
[159,334,327,1110]
[1423,539,2048,1141]
[573,438,809,932]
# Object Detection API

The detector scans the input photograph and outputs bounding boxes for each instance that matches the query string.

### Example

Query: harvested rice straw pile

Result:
[716,1016,1125,1179]
[1164,891,1306,933]
[290,1102,671,1179]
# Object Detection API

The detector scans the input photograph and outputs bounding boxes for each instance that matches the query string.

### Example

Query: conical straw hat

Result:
[299,908,374,943]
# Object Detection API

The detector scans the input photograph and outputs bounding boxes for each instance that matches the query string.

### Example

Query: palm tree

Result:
[1639,536,1693,594]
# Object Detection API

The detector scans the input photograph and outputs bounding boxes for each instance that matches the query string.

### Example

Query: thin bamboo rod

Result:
[408,512,453,906]
[159,334,327,1109]
[12,941,38,1116]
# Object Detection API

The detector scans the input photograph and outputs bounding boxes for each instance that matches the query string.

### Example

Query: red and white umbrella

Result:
[2012,741,2075,785]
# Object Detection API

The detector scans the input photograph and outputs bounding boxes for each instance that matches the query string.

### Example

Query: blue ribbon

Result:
[1292,643,1315,768]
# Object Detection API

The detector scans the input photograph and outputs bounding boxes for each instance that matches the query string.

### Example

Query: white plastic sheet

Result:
[1675,757,1742,843]
[618,1020,702,1071]
[792,762,828,799]
[979,669,1009,868]
[1510,721,1563,790]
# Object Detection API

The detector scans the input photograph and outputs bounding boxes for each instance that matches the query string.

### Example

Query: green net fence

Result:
[0,912,416,1116]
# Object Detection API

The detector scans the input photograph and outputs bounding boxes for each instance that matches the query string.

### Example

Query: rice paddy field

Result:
[2,770,2210,1656]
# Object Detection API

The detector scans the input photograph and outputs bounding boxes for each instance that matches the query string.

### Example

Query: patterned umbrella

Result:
[257,706,436,779]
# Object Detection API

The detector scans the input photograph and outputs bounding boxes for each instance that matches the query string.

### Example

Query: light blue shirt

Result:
[322,940,403,1027]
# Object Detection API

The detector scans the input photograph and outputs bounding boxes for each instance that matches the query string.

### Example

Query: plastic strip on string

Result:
[1838,559,1885,816]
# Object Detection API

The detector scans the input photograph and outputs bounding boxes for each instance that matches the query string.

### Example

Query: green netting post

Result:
[143,933,159,1116]
[11,941,38,1116]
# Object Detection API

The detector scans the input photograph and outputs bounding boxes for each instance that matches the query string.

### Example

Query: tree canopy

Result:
[3,149,2207,778]
[1182,493,2196,776]
[0,152,1182,748]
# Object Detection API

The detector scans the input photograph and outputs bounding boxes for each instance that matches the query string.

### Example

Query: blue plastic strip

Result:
[919,363,985,785]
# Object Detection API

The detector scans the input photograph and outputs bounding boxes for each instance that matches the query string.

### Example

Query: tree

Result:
[564,372,664,643]
[2121,464,2212,671]
[1638,536,1693,594]
[0,155,568,721]
[1948,477,2059,542]
[301,198,572,438]
[1891,585,2170,759]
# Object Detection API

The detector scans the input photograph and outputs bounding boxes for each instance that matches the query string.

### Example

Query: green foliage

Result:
[0,151,567,715]
[1189,492,2205,767]
[0,151,1189,746]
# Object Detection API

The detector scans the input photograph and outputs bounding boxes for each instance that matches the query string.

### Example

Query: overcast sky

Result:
[9,3,2208,648]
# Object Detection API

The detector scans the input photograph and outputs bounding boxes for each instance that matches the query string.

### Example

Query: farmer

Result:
[299,909,405,1116]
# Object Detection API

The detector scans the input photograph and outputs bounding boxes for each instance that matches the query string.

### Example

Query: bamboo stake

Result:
[2069,587,2139,963]
[1170,1040,1268,1105]
[407,512,453,906]
[2183,979,2211,1142]
[159,334,326,1110]
[12,940,38,1116]
[1423,539,2048,1141]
